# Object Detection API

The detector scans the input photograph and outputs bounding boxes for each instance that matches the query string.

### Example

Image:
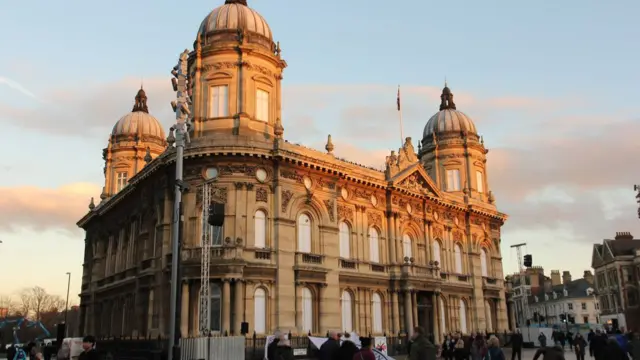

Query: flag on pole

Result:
[397,86,401,111]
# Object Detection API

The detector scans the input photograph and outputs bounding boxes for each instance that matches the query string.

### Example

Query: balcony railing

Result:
[483,277,502,289]
[181,246,238,263]
[339,259,358,270]
[371,264,386,273]
[301,253,323,264]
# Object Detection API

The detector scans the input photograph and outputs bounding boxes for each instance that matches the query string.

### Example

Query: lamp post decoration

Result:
[167,49,191,360]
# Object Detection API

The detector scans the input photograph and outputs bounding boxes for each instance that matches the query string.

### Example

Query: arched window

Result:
[439,297,446,334]
[402,234,412,261]
[369,227,379,263]
[339,222,350,259]
[210,284,222,332]
[254,210,267,249]
[372,293,383,333]
[432,240,441,266]
[454,244,463,273]
[459,299,467,334]
[254,288,267,334]
[341,290,353,332]
[484,300,493,331]
[298,214,311,253]
[480,248,488,277]
[301,287,313,333]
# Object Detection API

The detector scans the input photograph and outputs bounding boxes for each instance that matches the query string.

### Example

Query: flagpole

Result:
[397,85,404,146]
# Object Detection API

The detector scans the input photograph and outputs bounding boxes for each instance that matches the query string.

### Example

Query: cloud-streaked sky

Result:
[1,0,639,299]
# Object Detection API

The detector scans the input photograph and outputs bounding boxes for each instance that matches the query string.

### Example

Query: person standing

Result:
[506,329,523,360]
[78,336,99,360]
[267,331,282,360]
[485,336,505,360]
[590,330,608,360]
[408,326,436,360]
[573,333,587,360]
[532,345,565,360]
[587,329,595,358]
[538,332,547,348]
[274,338,294,360]
[319,330,340,360]
[352,337,375,360]
[337,333,358,360]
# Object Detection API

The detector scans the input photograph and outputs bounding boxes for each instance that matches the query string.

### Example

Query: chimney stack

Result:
[615,232,633,240]
[583,270,594,284]
[562,271,572,284]
[550,270,561,286]
[543,277,553,293]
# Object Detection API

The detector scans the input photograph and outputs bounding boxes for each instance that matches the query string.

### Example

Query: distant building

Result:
[527,272,599,327]
[591,232,640,330]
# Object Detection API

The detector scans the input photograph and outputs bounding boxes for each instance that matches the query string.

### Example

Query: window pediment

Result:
[252,75,273,87]
[206,71,232,80]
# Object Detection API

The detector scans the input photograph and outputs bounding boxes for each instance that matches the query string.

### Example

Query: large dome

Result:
[198,0,272,40]
[423,109,477,138]
[111,89,166,142]
[422,84,478,139]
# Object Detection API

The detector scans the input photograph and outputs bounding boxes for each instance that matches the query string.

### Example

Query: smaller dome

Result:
[198,1,272,40]
[111,89,166,141]
[423,109,477,138]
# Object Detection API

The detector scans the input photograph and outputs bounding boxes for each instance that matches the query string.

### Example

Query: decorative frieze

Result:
[337,204,354,223]
[323,199,335,222]
[196,186,228,204]
[433,227,444,239]
[281,190,294,212]
[453,231,463,242]
[256,188,268,202]
[367,212,383,229]
[218,165,257,176]
[202,62,237,72]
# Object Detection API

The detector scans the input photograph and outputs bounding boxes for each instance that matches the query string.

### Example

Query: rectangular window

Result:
[476,171,484,193]
[568,303,573,310]
[446,169,461,191]
[116,172,128,192]
[210,85,229,117]
[256,89,269,122]
[581,302,587,310]
[583,316,589,324]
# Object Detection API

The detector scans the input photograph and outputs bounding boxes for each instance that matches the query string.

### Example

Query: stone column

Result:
[392,291,400,334]
[412,292,418,328]
[385,211,396,264]
[394,213,403,263]
[222,279,231,333]
[404,290,414,335]
[181,282,190,337]
[507,301,516,331]
[318,283,328,334]
[147,289,155,331]
[432,292,440,343]
[234,279,244,335]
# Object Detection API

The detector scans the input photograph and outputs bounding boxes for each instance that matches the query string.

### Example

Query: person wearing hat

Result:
[78,336,98,360]
[352,337,375,360]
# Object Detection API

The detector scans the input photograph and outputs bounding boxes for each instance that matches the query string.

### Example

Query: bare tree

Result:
[0,295,16,316]
[18,286,66,320]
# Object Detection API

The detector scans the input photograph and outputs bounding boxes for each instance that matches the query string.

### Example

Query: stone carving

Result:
[202,62,237,72]
[337,204,354,223]
[256,187,268,202]
[234,182,245,190]
[197,186,228,204]
[281,169,303,182]
[433,227,444,238]
[323,199,335,222]
[353,188,370,200]
[398,198,408,207]
[367,212,383,228]
[281,190,294,212]
[453,231,463,241]
[490,223,499,230]
[386,137,419,178]
[392,196,400,205]
[245,183,254,191]
[184,166,203,180]
[243,62,276,78]
[398,173,431,194]
[415,203,423,213]
[219,165,257,176]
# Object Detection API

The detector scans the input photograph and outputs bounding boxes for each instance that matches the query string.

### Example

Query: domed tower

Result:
[100,88,167,199]
[419,84,494,203]
[188,0,287,140]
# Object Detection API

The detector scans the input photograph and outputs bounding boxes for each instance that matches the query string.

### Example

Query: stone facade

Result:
[77,0,509,341]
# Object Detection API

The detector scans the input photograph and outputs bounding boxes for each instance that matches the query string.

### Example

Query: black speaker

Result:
[241,322,249,335]
[208,203,225,226]
[56,323,66,344]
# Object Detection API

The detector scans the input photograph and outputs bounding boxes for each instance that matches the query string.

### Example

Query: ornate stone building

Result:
[77,0,509,340]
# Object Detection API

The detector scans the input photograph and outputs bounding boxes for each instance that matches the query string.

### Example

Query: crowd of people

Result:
[4,336,98,360]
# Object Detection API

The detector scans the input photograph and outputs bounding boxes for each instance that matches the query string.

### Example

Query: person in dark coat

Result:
[587,330,595,357]
[408,326,436,360]
[573,333,587,360]
[353,337,375,360]
[78,336,99,360]
[506,329,523,360]
[532,346,565,360]
[7,345,17,360]
[274,339,294,360]
[318,331,341,360]
[337,333,358,360]
[605,338,629,360]
[267,331,282,360]
[590,330,608,360]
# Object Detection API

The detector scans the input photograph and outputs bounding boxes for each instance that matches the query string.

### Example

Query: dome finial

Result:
[225,0,247,5]
[439,81,456,111]
[325,134,334,154]
[132,88,149,113]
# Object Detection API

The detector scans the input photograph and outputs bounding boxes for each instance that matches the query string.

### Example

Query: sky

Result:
[1,0,639,301]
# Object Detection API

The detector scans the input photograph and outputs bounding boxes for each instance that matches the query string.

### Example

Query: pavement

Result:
[391,348,583,359]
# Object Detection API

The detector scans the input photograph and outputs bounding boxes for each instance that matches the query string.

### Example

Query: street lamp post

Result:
[167,49,191,360]
[64,272,71,337]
